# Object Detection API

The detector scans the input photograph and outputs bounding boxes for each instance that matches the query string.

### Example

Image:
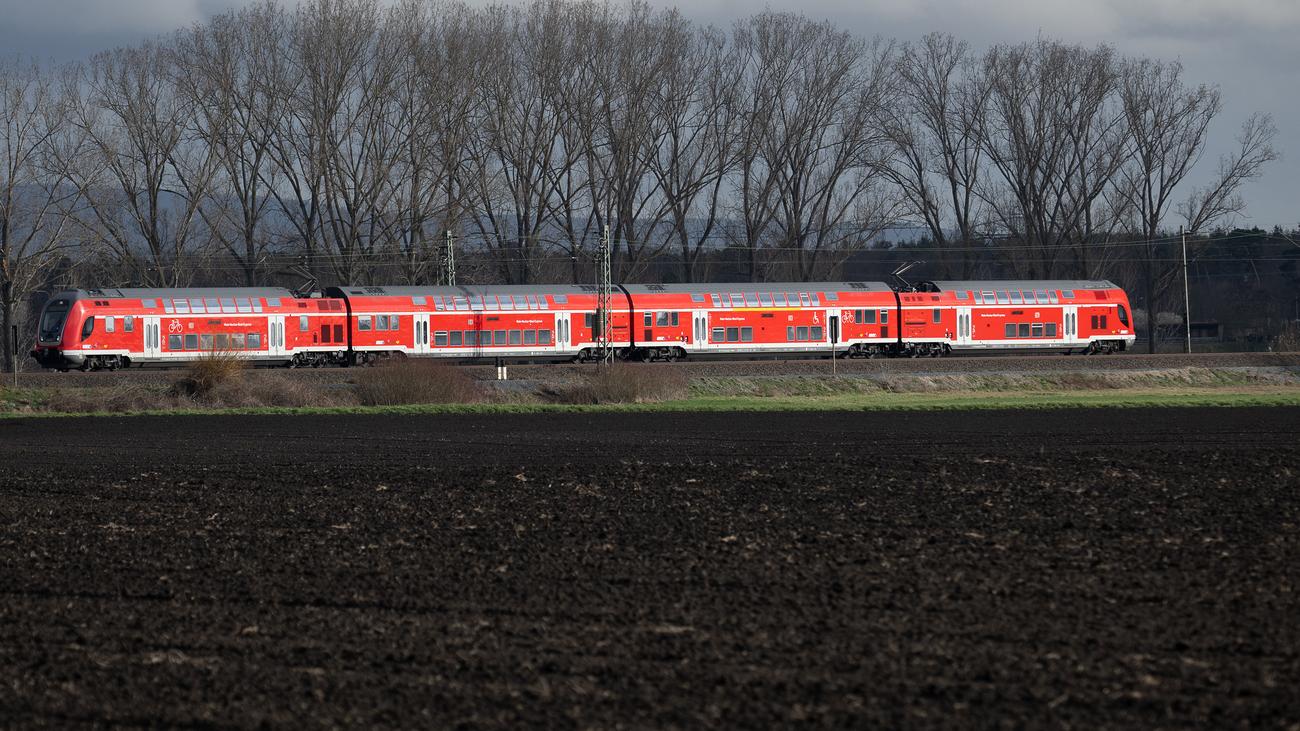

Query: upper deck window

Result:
[745,293,759,307]
[174,299,191,314]
[1048,291,1059,304]
[1034,290,1048,303]
[1062,290,1075,299]
[956,291,968,300]
[759,293,773,306]
[691,294,705,304]
[1009,291,1023,305]
[221,298,236,313]
[189,298,206,314]
[996,291,1010,304]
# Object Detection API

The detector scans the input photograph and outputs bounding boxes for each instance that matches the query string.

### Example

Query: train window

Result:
[768,293,781,307]
[449,332,462,346]
[1034,290,1048,303]
[691,294,705,304]
[932,309,941,324]
[104,316,115,333]
[981,291,994,303]
[187,298,204,314]
[758,293,772,306]
[162,299,174,314]
[236,299,252,313]
[1090,315,1098,329]
[450,296,465,310]
[1009,291,1022,305]
[956,291,968,300]
[1048,291,1059,304]
[411,296,426,306]
[500,297,514,311]
[671,312,679,326]
[434,297,444,311]
[1099,315,1108,329]
[1062,290,1075,299]
[727,293,742,307]
[725,327,739,342]
[1046,323,1058,337]
[141,298,156,309]
[539,329,552,345]
[174,299,191,314]
[231,334,246,349]
[657,312,670,327]
[973,292,982,304]
[798,293,810,306]
[879,310,889,324]
[710,294,721,307]
[253,299,263,313]
[200,334,214,350]
[1031,323,1044,337]
[994,291,1008,304]
[357,316,370,331]
[185,334,199,350]
[1117,305,1129,326]
[644,312,653,327]
[1005,324,1016,338]
[711,327,724,341]
[390,315,400,331]
[1018,323,1030,337]
[216,298,232,313]
[787,326,795,341]
[824,292,837,301]
[810,293,821,306]
[333,324,344,341]
[584,313,594,328]
[426,330,443,348]
[811,326,823,340]
[864,310,877,324]
[123,316,134,332]
[168,334,181,350]
[524,330,536,345]
[248,333,261,349]
[517,295,531,309]
[376,315,389,330]
[493,330,505,345]
[797,326,809,341]
[745,294,759,307]
[741,327,753,342]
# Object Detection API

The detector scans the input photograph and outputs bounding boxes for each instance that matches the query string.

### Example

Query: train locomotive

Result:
[30,279,1135,371]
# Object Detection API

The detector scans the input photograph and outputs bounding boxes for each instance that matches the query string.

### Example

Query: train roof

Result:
[619,282,893,294]
[326,284,597,297]
[63,286,304,300]
[921,280,1119,291]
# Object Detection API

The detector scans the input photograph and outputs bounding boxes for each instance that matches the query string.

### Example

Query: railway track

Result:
[10,351,1298,389]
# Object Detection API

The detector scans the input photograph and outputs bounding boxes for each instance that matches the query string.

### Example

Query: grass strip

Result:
[3,386,1299,418]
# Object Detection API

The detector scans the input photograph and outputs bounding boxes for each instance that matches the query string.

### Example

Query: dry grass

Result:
[202,372,357,408]
[1273,323,1300,353]
[173,352,247,398]
[44,383,181,413]
[556,362,690,404]
[354,358,482,405]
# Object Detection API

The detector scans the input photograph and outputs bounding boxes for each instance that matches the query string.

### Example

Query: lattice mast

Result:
[598,225,613,364]
[444,230,457,287]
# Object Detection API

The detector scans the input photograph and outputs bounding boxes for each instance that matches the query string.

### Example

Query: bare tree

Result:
[978,39,1130,279]
[645,25,739,282]
[64,43,216,287]
[881,33,987,278]
[173,1,287,285]
[0,60,79,371]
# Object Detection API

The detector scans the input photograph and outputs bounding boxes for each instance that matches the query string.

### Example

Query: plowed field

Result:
[1,408,1297,728]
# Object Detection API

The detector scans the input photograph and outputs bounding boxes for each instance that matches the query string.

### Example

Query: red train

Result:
[30,280,1135,370]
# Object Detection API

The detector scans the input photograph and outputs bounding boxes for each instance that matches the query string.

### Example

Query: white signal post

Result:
[1181,226,1191,354]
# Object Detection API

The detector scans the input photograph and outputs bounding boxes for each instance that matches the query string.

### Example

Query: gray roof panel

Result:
[923,280,1119,291]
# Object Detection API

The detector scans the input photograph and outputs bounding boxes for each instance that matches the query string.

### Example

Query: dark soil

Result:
[1,408,1298,728]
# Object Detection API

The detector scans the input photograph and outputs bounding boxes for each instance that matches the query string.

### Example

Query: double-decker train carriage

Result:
[906,279,1134,355]
[30,279,1136,370]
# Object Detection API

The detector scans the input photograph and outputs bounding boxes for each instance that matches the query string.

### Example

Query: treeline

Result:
[0,0,1285,368]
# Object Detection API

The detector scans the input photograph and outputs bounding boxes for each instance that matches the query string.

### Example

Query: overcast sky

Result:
[1,0,1294,229]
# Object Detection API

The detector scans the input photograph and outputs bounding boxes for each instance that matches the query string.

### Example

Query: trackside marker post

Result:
[11,325,17,389]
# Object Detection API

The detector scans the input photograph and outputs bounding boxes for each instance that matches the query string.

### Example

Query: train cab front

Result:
[29,294,87,371]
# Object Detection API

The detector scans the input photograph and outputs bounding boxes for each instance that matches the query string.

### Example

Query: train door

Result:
[956,307,972,346]
[412,313,429,355]
[143,316,161,360]
[267,315,285,358]
[693,311,708,352]
[554,312,570,355]
[1062,305,1078,345]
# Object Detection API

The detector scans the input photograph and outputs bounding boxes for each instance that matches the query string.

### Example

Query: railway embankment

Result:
[3,354,1299,415]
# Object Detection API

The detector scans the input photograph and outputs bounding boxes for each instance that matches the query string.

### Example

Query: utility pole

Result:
[444,230,456,287]
[1181,226,1191,354]
[597,225,613,365]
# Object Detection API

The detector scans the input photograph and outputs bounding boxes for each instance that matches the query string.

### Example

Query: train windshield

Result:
[38,300,70,341]
[1117,304,1129,326]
